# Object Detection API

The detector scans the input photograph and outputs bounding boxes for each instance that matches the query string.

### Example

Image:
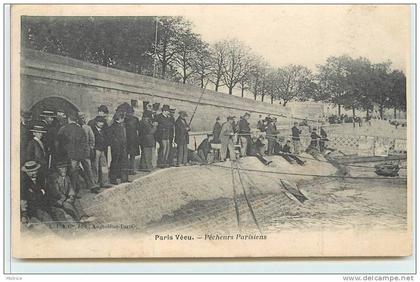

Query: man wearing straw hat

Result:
[20,161,53,224]
[26,124,48,176]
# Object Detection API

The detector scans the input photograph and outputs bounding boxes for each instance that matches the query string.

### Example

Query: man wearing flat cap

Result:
[175,111,190,166]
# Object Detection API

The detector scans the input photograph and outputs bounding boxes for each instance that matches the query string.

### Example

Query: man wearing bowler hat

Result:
[175,111,190,166]
[88,105,111,130]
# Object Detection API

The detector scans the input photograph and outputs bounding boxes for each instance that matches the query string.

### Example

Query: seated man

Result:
[282,140,305,166]
[47,161,95,223]
[248,135,272,166]
[197,134,213,163]
[21,161,54,225]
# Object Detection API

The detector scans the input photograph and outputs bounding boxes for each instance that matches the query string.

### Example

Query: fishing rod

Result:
[188,80,209,127]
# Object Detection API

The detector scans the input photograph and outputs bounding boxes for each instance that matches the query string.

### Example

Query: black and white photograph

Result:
[11,4,412,258]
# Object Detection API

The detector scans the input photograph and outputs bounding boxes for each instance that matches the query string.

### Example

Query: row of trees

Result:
[22,16,406,119]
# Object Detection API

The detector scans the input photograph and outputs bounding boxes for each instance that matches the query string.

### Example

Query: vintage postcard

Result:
[10,4,412,258]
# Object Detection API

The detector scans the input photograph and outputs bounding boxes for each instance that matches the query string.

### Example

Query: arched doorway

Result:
[29,96,79,120]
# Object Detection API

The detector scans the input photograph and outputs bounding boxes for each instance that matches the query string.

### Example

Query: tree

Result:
[388,70,406,119]
[248,57,269,101]
[274,65,313,107]
[209,41,227,92]
[221,39,253,95]
[192,42,212,88]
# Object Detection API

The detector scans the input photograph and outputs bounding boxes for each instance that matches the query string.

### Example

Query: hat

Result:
[56,161,68,169]
[313,127,317,131]
[162,105,170,112]
[142,110,153,119]
[98,105,109,114]
[179,111,188,117]
[21,111,32,119]
[152,103,160,111]
[216,116,220,121]
[30,124,47,133]
[22,161,41,173]
[227,115,236,120]
[169,107,176,112]
[113,111,125,120]
[77,112,86,118]
[244,112,251,117]
[40,110,56,118]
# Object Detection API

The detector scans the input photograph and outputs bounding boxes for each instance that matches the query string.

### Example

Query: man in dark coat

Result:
[197,134,213,163]
[175,111,190,166]
[168,108,176,166]
[40,110,59,169]
[257,115,265,132]
[88,105,111,129]
[291,122,302,154]
[238,113,251,157]
[266,117,280,155]
[91,116,110,188]
[212,117,222,144]
[47,162,95,222]
[57,112,97,193]
[20,111,33,166]
[155,105,172,168]
[309,127,321,151]
[138,111,157,171]
[20,161,54,224]
[107,112,129,184]
[26,124,48,178]
[125,106,140,174]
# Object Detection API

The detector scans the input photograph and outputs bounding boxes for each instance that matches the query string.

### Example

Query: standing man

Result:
[266,117,280,155]
[20,111,33,165]
[40,110,59,169]
[257,115,265,132]
[291,122,302,155]
[26,124,48,177]
[88,105,111,129]
[139,111,158,171]
[107,112,129,184]
[168,107,176,167]
[238,112,251,157]
[125,106,140,174]
[175,111,190,166]
[155,105,172,168]
[220,116,237,161]
[78,112,95,160]
[91,116,110,188]
[57,112,97,194]
[309,127,321,151]
[212,117,222,144]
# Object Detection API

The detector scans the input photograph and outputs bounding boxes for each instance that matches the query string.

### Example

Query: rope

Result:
[230,160,241,228]
[235,161,263,235]
[209,163,406,181]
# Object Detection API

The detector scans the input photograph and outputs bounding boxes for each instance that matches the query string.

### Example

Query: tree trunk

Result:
[283,100,288,107]
[270,96,274,104]
[261,94,264,102]
[394,107,397,119]
[228,87,233,95]
[379,104,384,119]
[338,104,341,116]
[253,92,257,100]
[241,88,244,98]
[366,108,369,119]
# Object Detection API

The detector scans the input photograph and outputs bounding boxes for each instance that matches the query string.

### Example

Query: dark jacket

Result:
[139,118,157,147]
[20,122,33,164]
[266,122,279,137]
[41,120,59,156]
[238,118,251,134]
[21,172,50,220]
[107,122,127,155]
[212,121,222,143]
[320,128,328,140]
[169,116,176,143]
[197,138,212,156]
[26,138,48,170]
[125,115,140,155]
[273,142,283,155]
[257,120,265,132]
[175,116,189,145]
[310,132,321,148]
[291,126,302,141]
[47,172,75,206]
[283,143,292,154]
[92,125,108,152]
[155,113,173,141]
[57,122,89,161]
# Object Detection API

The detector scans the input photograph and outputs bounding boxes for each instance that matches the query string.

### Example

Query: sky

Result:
[183,5,411,72]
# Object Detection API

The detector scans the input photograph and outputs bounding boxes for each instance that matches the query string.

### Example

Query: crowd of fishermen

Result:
[20,101,328,226]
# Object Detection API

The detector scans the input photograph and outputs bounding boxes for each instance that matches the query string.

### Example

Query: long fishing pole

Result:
[188,80,209,127]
